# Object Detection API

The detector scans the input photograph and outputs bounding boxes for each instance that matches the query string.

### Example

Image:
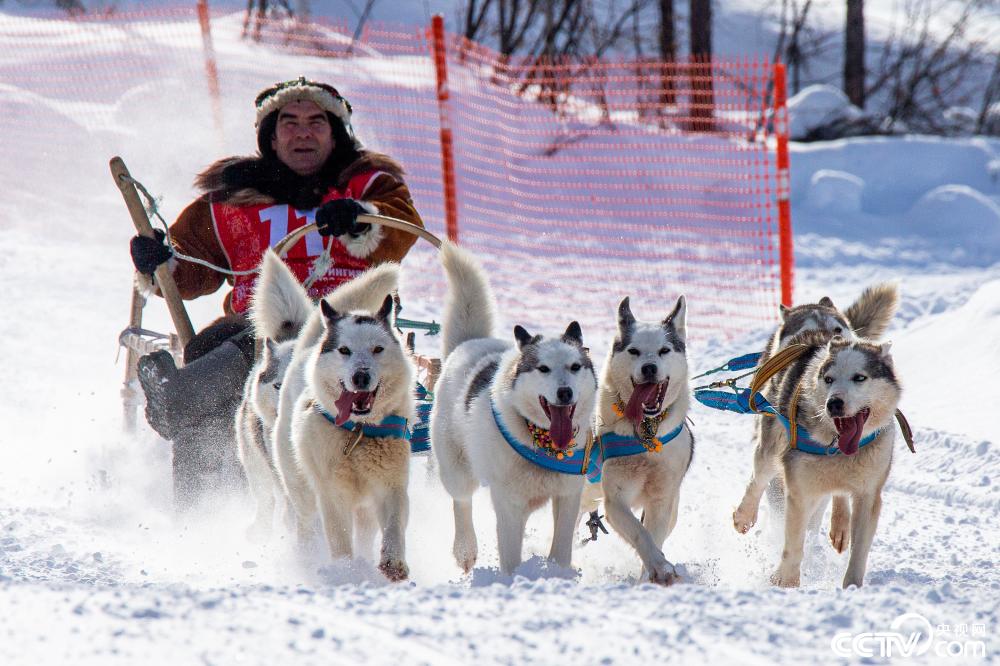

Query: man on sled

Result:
[127,77,424,506]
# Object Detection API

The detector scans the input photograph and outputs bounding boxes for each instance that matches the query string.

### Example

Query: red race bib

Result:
[210,172,381,312]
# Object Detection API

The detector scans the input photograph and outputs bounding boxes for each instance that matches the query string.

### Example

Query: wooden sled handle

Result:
[273,214,443,258]
[110,156,195,347]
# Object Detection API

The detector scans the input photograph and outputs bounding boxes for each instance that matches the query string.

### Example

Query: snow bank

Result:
[907,185,1000,259]
[791,135,1000,265]
[893,278,1000,444]
[803,169,864,213]
[786,84,863,140]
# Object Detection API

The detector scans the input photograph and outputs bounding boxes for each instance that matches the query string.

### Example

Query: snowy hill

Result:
[1,7,999,666]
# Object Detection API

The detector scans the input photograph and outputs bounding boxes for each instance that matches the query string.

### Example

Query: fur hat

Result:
[254,77,360,160]
[254,76,353,129]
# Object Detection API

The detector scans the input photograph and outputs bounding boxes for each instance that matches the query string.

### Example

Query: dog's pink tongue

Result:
[547,405,575,450]
[835,411,868,455]
[333,390,357,426]
[625,383,660,424]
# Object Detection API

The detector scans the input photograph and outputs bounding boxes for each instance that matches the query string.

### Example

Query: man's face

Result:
[270,100,335,176]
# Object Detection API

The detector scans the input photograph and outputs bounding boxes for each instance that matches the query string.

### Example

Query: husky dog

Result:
[432,242,598,575]
[759,332,901,588]
[256,250,414,580]
[763,283,900,362]
[235,337,294,540]
[589,296,693,585]
[733,283,899,539]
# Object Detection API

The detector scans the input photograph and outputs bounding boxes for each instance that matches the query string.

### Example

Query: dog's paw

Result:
[733,504,758,534]
[453,537,477,574]
[769,569,801,588]
[650,565,681,587]
[379,558,409,582]
[842,574,864,589]
[829,526,849,553]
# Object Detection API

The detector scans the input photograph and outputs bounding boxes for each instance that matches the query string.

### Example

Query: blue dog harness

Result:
[694,386,883,456]
[599,423,686,459]
[315,404,422,455]
[585,422,687,483]
[692,344,916,455]
[490,399,599,478]
[409,383,433,454]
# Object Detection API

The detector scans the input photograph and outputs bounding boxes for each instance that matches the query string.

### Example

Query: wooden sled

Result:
[111,156,443,498]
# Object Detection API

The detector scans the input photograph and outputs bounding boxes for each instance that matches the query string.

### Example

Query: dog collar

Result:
[612,397,671,443]
[490,399,598,477]
[314,402,416,455]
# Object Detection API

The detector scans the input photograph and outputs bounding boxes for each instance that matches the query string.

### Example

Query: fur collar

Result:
[194,152,406,209]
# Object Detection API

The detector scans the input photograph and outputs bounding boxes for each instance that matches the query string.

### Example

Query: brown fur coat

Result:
[142,152,423,313]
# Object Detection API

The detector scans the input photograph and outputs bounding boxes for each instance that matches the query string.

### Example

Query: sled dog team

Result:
[234,242,904,589]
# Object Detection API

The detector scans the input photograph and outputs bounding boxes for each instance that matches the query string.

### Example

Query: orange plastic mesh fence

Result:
[0,8,789,341]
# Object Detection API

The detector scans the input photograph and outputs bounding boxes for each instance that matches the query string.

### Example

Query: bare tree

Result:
[461,0,494,40]
[658,0,677,106]
[496,0,543,56]
[772,0,836,95]
[977,53,1000,135]
[5,0,85,13]
[868,0,992,133]
[844,0,865,107]
[689,0,714,130]
[242,0,295,41]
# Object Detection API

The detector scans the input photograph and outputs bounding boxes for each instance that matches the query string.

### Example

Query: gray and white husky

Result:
[255,250,415,581]
[235,337,294,540]
[733,283,899,538]
[733,283,901,588]
[431,242,598,575]
[587,296,693,585]
[763,332,902,588]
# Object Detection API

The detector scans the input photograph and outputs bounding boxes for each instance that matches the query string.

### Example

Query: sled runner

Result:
[111,157,443,506]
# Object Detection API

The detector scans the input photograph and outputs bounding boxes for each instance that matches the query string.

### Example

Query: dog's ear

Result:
[819,296,835,308]
[664,295,687,341]
[374,293,395,324]
[562,321,583,345]
[320,299,340,324]
[827,335,851,352]
[779,303,791,321]
[617,297,635,334]
[514,325,534,349]
[879,341,893,358]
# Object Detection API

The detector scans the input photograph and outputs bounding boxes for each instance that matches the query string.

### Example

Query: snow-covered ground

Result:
[2,9,999,666]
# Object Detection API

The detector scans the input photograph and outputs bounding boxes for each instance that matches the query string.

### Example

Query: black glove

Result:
[130,229,173,275]
[315,199,371,238]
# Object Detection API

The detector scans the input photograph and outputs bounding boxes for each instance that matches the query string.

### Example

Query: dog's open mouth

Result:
[833,407,870,455]
[539,396,576,450]
[624,379,669,425]
[333,384,379,426]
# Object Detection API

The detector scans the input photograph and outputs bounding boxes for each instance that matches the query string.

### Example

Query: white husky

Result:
[587,296,693,585]
[432,242,599,575]
[235,337,294,540]
[255,250,414,580]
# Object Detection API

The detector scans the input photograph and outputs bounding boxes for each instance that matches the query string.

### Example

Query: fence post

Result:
[773,62,794,307]
[196,0,224,144]
[430,14,459,242]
